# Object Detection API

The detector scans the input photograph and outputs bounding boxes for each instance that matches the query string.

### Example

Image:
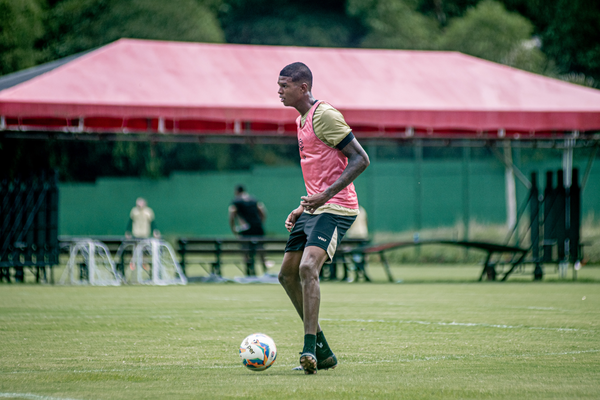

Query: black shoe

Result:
[299,352,317,374]
[293,352,338,371]
[317,352,338,370]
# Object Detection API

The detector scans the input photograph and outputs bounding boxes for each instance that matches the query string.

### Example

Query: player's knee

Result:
[298,261,319,283]
[278,268,295,287]
[278,270,287,286]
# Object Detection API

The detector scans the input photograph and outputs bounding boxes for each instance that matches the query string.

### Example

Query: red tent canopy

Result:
[1,38,599,139]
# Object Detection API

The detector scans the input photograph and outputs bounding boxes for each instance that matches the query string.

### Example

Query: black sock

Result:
[302,334,317,355]
[316,330,334,358]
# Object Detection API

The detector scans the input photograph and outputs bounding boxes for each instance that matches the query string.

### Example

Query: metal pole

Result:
[462,146,470,256]
[504,142,517,232]
[152,239,160,283]
[89,241,96,285]
[562,133,577,189]
[581,144,598,193]
[560,132,577,278]
[414,141,423,259]
[368,144,377,237]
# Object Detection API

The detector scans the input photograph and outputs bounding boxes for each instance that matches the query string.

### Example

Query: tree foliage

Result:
[498,0,599,84]
[220,0,364,47]
[536,0,599,84]
[347,0,439,50]
[438,0,550,74]
[417,0,480,25]
[43,0,224,60]
[0,0,45,75]
[439,0,534,63]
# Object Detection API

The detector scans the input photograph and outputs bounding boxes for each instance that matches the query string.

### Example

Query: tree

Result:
[438,0,549,73]
[219,0,364,47]
[499,0,600,86]
[347,0,440,50]
[0,0,45,75]
[43,0,225,60]
[536,0,599,85]
[417,0,480,26]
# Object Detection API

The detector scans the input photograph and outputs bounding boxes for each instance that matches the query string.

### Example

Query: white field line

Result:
[321,318,586,332]
[357,349,600,364]
[2,349,598,376]
[0,393,84,400]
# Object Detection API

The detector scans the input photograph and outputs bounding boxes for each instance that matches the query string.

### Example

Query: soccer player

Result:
[277,62,370,374]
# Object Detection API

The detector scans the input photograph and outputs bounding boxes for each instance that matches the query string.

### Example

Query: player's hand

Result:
[300,192,330,214]
[284,206,303,232]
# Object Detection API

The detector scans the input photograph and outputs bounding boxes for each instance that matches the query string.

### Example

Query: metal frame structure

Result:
[0,171,59,283]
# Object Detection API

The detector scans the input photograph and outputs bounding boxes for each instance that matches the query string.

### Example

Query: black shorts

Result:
[239,226,264,237]
[285,212,356,263]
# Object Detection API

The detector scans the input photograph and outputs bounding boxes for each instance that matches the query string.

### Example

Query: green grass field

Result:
[1,265,600,399]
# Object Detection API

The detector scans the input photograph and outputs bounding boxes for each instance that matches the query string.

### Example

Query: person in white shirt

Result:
[126,197,159,238]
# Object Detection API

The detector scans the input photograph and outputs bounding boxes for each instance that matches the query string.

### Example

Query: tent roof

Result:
[0,49,93,92]
[1,38,599,138]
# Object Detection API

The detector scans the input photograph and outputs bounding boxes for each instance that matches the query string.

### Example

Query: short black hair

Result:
[279,62,313,89]
[235,184,245,194]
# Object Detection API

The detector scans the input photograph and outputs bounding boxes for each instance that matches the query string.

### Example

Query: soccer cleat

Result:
[316,353,338,370]
[299,352,317,374]
[293,352,338,371]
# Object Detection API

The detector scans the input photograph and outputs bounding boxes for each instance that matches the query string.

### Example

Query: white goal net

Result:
[124,239,187,285]
[60,239,121,286]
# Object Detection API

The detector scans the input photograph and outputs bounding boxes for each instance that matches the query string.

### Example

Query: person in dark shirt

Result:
[229,185,266,236]
[229,185,272,272]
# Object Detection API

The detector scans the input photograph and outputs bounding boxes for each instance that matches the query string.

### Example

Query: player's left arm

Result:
[301,138,370,212]
[228,205,238,234]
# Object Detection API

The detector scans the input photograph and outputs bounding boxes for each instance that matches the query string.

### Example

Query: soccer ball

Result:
[239,333,277,371]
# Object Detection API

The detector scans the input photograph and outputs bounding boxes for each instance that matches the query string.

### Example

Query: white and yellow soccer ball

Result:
[239,333,277,371]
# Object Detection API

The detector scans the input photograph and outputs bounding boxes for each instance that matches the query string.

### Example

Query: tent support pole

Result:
[414,140,423,259]
[490,145,532,189]
[462,146,470,257]
[504,141,518,232]
[581,143,599,193]
[562,131,578,189]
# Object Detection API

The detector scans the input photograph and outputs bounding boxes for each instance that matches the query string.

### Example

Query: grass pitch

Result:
[1,275,599,399]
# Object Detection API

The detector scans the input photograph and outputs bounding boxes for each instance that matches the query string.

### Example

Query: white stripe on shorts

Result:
[326,227,339,262]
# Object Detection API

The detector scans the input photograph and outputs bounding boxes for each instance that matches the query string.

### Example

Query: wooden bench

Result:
[177,237,287,276]
[177,237,369,278]
[347,239,529,282]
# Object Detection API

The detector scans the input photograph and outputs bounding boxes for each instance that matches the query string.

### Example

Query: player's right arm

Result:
[285,204,304,232]
[125,208,134,238]
[258,202,267,222]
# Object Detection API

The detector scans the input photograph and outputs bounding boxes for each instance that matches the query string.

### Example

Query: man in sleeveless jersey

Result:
[277,62,370,374]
